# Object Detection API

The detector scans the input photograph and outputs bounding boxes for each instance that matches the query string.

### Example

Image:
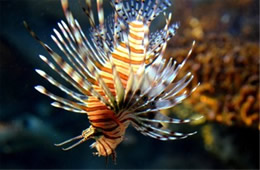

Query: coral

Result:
[167,31,259,129]
[164,0,259,130]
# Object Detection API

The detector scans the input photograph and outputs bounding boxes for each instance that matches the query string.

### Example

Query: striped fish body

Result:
[26,0,200,159]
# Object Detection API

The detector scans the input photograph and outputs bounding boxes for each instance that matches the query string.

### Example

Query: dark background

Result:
[0,0,259,169]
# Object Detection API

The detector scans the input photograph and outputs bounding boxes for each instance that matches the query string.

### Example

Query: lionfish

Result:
[25,0,200,160]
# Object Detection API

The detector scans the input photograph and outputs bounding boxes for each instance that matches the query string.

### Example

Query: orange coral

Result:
[167,32,259,129]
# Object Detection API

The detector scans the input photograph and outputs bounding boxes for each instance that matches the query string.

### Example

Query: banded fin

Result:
[35,69,87,103]
[52,25,96,84]
[127,41,197,113]
[24,21,112,109]
[132,121,196,141]
[140,121,196,137]
[84,0,96,28]
[137,111,203,124]
[112,0,172,24]
[34,85,86,113]
[36,54,91,96]
[51,102,87,114]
